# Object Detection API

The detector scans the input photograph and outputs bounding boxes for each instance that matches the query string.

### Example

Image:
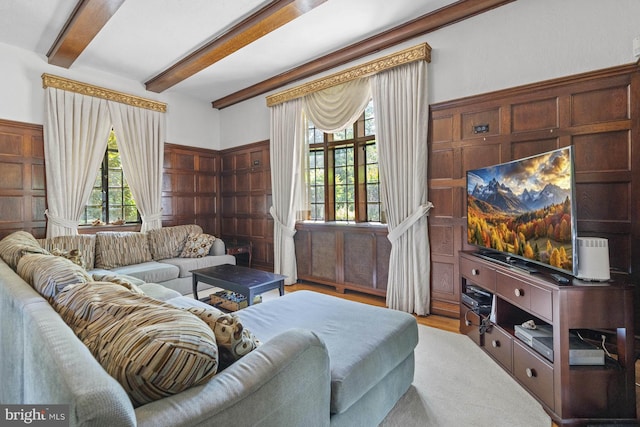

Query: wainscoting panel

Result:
[220,140,273,269]
[0,120,46,239]
[162,144,220,235]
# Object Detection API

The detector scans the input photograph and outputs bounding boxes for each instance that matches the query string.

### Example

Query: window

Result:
[306,100,380,222]
[81,129,139,225]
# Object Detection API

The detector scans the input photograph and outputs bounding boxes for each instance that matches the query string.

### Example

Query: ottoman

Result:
[237,290,418,426]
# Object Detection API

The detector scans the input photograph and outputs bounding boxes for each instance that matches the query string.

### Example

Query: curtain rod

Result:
[42,74,167,113]
[266,43,431,107]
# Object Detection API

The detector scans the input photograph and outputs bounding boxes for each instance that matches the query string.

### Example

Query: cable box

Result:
[514,324,553,346]
[462,285,492,312]
[532,336,604,365]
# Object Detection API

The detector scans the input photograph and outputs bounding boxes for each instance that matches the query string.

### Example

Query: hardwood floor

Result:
[286,281,460,334]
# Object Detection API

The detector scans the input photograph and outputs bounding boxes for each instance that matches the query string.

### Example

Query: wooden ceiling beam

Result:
[212,0,515,109]
[145,0,327,93]
[47,0,126,68]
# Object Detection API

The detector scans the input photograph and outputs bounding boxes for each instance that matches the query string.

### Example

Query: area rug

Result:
[379,324,552,427]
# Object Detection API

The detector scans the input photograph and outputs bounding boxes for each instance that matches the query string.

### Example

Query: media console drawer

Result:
[460,256,496,291]
[484,326,513,371]
[513,340,554,410]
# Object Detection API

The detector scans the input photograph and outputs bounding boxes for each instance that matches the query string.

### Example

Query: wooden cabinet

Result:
[294,222,390,296]
[459,251,636,425]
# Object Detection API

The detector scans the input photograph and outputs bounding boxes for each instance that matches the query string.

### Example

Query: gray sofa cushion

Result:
[137,282,183,301]
[109,261,180,283]
[159,254,236,278]
[237,290,418,414]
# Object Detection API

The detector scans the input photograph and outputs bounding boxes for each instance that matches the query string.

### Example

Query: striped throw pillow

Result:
[95,231,152,269]
[17,253,91,301]
[37,234,96,270]
[0,231,50,270]
[146,224,203,260]
[53,282,219,407]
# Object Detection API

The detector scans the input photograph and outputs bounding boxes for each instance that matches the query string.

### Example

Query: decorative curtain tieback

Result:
[141,211,162,223]
[387,202,434,243]
[269,206,296,238]
[44,209,79,229]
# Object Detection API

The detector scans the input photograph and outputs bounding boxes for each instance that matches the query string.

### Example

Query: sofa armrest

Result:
[209,238,226,256]
[135,328,331,427]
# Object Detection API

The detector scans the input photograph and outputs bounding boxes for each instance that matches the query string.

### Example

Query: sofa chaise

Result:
[0,229,418,427]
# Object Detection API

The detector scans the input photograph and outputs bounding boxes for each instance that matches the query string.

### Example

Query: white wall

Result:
[0,42,221,150]
[219,0,640,148]
[2,0,639,150]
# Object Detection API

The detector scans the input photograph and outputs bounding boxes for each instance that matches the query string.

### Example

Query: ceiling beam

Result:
[47,0,126,68]
[212,0,515,109]
[145,0,327,93]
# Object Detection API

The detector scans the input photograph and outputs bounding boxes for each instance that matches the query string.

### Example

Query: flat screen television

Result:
[466,146,577,275]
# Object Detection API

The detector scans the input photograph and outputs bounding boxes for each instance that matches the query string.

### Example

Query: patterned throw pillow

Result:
[0,231,50,270]
[180,233,216,258]
[53,282,219,407]
[95,232,152,269]
[16,253,92,301]
[146,224,203,260]
[187,306,261,370]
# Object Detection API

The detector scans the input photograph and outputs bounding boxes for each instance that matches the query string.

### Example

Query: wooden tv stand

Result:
[459,251,636,425]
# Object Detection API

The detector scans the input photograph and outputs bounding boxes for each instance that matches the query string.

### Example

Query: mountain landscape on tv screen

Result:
[466,148,574,272]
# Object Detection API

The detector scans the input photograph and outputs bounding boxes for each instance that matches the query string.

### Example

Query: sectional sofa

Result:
[0,228,418,427]
[36,224,236,295]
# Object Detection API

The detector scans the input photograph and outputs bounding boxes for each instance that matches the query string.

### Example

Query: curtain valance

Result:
[266,43,430,107]
[42,74,167,113]
[303,78,371,133]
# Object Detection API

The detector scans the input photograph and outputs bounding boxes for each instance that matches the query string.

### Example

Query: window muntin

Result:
[81,130,139,225]
[306,99,380,223]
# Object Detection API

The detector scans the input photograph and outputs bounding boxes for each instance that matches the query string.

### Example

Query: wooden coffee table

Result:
[191,264,286,306]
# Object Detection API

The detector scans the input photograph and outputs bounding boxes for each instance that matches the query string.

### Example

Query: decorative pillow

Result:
[90,273,144,294]
[37,234,96,270]
[53,282,219,407]
[16,253,91,301]
[187,306,261,369]
[180,233,216,258]
[95,232,152,269]
[0,231,50,270]
[146,224,203,260]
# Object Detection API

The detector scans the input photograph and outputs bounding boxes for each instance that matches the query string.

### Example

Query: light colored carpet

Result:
[380,324,552,427]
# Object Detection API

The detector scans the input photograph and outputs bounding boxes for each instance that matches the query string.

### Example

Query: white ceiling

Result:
[0,0,459,104]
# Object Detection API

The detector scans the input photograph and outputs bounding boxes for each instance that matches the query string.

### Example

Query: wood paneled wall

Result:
[0,120,46,240]
[162,143,220,235]
[428,63,640,320]
[219,140,273,268]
